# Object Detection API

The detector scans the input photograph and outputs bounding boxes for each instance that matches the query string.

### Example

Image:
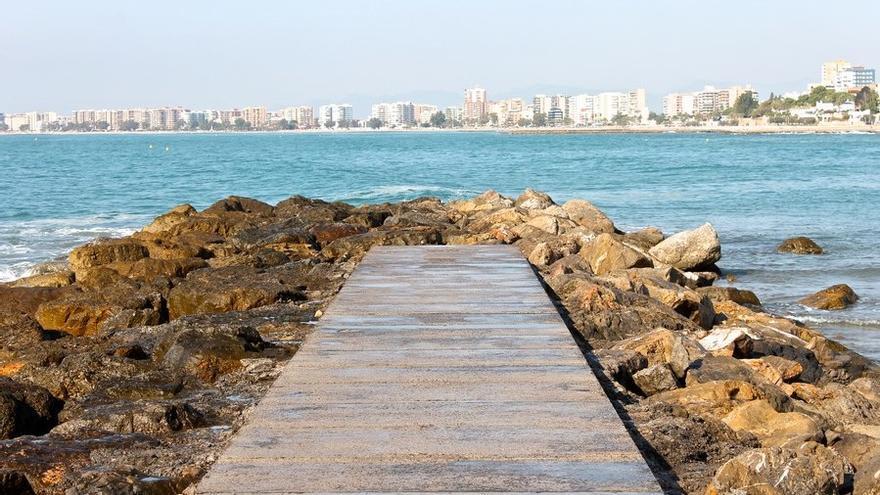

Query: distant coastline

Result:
[3,124,880,137]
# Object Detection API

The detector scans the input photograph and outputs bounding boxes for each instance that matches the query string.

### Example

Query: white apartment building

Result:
[414,104,438,125]
[463,87,488,120]
[490,98,524,125]
[663,85,757,117]
[822,60,852,87]
[242,106,268,128]
[371,102,416,127]
[445,106,463,122]
[533,94,569,120]
[280,106,314,128]
[833,66,876,91]
[318,104,353,126]
[662,93,696,117]
[566,89,647,125]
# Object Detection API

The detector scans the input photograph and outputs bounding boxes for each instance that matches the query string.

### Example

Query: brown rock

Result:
[68,238,149,277]
[560,199,615,234]
[622,227,664,251]
[0,378,63,439]
[648,380,763,418]
[0,286,69,317]
[308,223,368,247]
[777,236,824,255]
[615,328,706,379]
[320,228,443,261]
[633,364,679,396]
[34,283,164,336]
[721,399,823,447]
[742,356,803,384]
[648,223,721,271]
[514,188,554,210]
[706,443,851,495]
[449,190,514,214]
[697,286,761,307]
[799,284,859,310]
[166,266,304,320]
[103,257,208,282]
[579,233,652,275]
[527,242,557,267]
[141,204,197,234]
[9,271,75,288]
[203,196,274,216]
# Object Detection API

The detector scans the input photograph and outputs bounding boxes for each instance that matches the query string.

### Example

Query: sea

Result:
[1,131,878,360]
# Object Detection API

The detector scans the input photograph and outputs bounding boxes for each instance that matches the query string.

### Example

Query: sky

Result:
[3,0,880,116]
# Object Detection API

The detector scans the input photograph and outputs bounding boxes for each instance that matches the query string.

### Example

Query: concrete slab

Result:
[196,245,661,494]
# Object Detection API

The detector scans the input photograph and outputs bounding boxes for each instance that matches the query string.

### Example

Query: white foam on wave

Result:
[792,314,880,328]
[341,185,480,202]
[0,213,150,282]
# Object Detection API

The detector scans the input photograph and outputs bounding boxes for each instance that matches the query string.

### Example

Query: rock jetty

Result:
[0,190,878,494]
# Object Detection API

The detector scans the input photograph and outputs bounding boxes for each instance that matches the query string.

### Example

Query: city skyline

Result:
[4,1,880,114]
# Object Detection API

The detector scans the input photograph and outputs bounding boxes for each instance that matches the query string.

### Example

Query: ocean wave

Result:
[786,314,880,329]
[0,213,149,282]
[339,185,480,202]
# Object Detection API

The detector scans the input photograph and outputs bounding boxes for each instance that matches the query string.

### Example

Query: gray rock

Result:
[648,223,721,271]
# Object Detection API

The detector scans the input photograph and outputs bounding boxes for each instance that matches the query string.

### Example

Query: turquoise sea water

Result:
[1,131,878,360]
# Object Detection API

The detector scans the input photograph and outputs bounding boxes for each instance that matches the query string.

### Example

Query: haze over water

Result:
[1,131,878,359]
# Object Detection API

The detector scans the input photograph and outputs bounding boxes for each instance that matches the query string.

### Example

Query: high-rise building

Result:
[318,104,353,126]
[280,106,314,128]
[663,85,757,117]
[463,87,488,120]
[662,93,696,117]
[414,104,439,125]
[490,98,523,125]
[822,60,852,87]
[445,106,463,122]
[533,95,569,120]
[833,66,876,91]
[242,106,268,128]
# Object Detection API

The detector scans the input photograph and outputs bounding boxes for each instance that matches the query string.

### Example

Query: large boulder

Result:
[778,236,823,255]
[648,223,721,271]
[449,190,514,213]
[68,238,149,277]
[579,234,652,275]
[141,204,197,234]
[549,275,702,345]
[706,443,851,495]
[614,328,706,379]
[799,284,859,310]
[9,271,75,288]
[632,364,679,396]
[560,199,615,234]
[0,286,68,316]
[203,196,274,216]
[514,188,554,210]
[721,399,823,447]
[697,286,761,307]
[166,266,304,320]
[158,324,271,382]
[53,400,203,436]
[0,378,63,439]
[34,278,165,336]
[648,380,764,418]
[608,271,715,329]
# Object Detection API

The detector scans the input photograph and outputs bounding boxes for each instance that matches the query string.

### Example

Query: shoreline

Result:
[2,123,879,137]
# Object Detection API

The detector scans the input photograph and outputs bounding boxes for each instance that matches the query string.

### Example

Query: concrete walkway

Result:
[197,245,661,494]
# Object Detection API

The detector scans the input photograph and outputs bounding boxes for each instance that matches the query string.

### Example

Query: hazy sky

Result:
[4,0,879,115]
